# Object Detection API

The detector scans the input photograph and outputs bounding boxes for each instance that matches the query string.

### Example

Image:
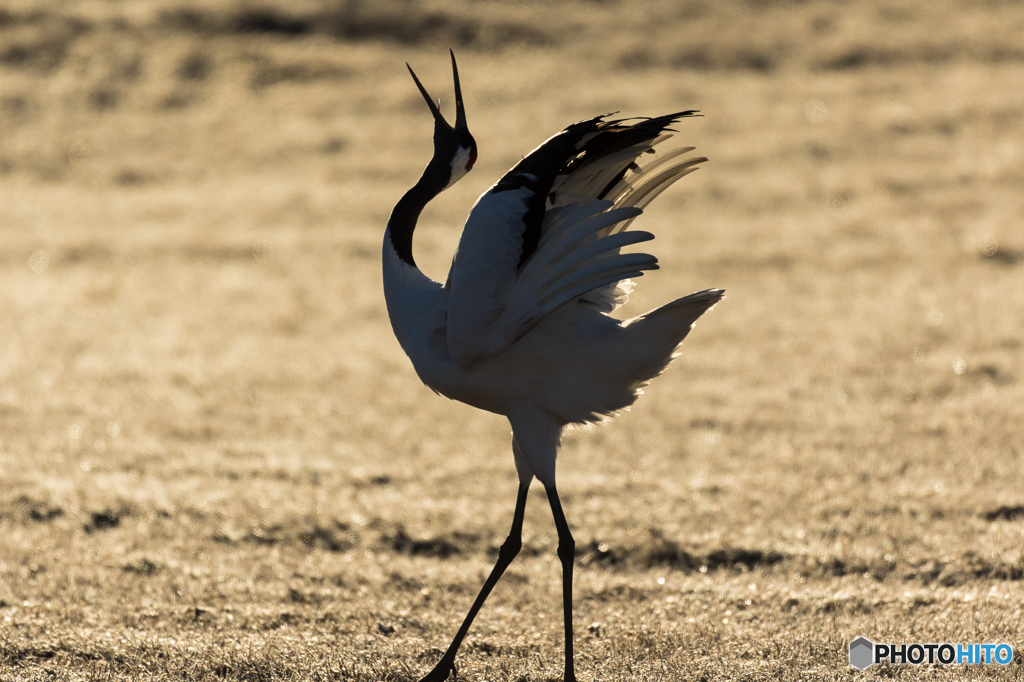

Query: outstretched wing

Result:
[446,112,705,367]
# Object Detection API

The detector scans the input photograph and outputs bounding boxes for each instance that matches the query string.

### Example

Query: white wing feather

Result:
[445,185,533,367]
[447,197,655,366]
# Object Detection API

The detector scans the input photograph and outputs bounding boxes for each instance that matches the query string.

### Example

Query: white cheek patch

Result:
[445,145,474,189]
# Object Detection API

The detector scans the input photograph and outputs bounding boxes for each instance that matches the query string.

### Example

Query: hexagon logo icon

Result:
[849,637,874,670]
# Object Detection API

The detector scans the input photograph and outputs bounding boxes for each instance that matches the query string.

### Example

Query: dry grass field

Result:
[2,0,1023,679]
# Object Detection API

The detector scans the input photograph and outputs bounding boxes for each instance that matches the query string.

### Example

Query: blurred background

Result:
[1,0,1023,678]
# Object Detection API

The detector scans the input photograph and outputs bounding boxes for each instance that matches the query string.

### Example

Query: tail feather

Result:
[623,288,725,379]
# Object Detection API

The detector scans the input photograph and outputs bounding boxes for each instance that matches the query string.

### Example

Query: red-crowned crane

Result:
[383,51,723,682]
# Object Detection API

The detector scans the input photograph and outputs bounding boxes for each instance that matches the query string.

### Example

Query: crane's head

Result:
[407,50,477,189]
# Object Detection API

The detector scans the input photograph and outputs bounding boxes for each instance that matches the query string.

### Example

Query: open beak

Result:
[406,49,468,131]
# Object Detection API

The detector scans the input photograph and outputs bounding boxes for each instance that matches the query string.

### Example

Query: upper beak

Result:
[406,49,468,131]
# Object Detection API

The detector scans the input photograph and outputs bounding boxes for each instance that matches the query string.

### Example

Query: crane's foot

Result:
[417,657,457,682]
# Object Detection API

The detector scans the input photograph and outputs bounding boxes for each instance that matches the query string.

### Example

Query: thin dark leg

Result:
[417,483,530,682]
[546,485,577,682]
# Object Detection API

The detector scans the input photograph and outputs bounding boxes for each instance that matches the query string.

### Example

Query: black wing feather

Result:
[492,111,700,270]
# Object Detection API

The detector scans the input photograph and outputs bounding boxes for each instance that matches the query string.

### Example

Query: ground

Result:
[1,0,1023,680]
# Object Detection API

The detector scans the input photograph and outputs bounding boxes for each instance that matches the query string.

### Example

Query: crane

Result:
[383,51,724,682]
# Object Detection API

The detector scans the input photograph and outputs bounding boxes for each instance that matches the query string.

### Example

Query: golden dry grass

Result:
[1,1,1023,680]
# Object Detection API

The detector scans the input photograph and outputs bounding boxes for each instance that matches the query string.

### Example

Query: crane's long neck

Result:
[383,158,451,352]
[386,158,451,267]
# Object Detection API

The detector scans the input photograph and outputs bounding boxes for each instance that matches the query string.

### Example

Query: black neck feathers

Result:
[387,157,452,267]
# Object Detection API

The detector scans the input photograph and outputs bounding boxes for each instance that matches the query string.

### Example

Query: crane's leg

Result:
[546,485,577,682]
[417,482,530,682]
